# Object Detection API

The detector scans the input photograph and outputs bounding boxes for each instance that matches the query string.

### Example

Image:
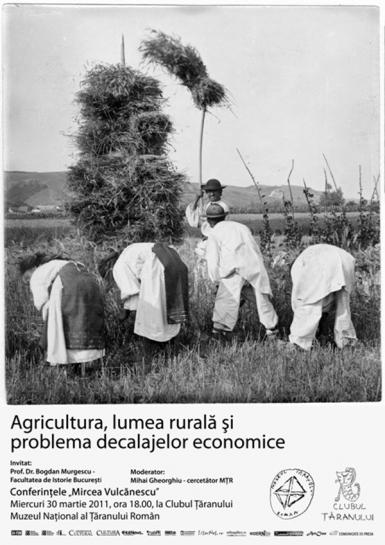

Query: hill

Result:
[4,170,324,211]
[182,181,323,210]
[4,171,68,207]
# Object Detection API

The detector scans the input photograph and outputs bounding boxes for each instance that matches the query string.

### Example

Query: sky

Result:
[2,3,380,199]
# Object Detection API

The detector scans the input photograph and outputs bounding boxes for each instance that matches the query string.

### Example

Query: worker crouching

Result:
[204,203,278,338]
[99,242,188,368]
[289,244,357,350]
[20,253,105,373]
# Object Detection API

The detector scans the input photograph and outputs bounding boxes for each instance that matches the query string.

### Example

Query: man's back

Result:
[209,220,257,250]
[291,244,355,305]
[206,221,271,294]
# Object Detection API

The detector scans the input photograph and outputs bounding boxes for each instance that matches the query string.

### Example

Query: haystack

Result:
[68,63,186,243]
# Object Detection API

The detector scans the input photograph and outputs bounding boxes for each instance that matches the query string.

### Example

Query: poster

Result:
[1,1,384,543]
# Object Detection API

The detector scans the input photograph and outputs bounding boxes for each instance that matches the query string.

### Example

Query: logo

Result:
[249,531,271,536]
[56,530,66,536]
[180,530,195,536]
[198,531,223,536]
[122,530,143,536]
[335,467,360,502]
[274,531,304,536]
[321,467,374,523]
[226,530,247,537]
[329,531,338,536]
[270,469,315,519]
[164,531,177,536]
[25,530,39,536]
[96,530,120,536]
[147,530,161,536]
[338,532,374,537]
[306,531,326,536]
[11,530,22,536]
[69,530,93,536]
[41,530,54,536]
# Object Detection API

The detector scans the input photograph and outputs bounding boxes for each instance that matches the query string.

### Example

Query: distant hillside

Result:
[4,170,324,210]
[5,171,68,207]
[182,181,323,209]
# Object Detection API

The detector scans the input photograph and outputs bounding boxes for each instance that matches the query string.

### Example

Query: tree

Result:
[68,63,186,243]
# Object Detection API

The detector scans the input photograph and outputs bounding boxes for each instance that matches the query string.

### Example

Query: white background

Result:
[2,403,384,543]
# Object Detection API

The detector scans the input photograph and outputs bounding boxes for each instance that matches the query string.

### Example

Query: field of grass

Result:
[5,212,362,246]
[4,219,381,404]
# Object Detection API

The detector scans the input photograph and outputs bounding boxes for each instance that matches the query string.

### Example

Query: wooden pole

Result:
[323,168,328,215]
[286,159,295,220]
[322,152,338,192]
[371,173,380,202]
[121,34,126,66]
[236,147,264,206]
[199,108,206,190]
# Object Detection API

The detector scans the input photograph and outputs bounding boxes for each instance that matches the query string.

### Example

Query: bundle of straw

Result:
[77,64,164,121]
[140,30,228,110]
[135,111,173,155]
[140,30,228,187]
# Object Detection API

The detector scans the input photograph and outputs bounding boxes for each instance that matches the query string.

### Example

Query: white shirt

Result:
[113,244,180,342]
[112,243,153,309]
[205,221,272,295]
[30,260,68,315]
[291,244,355,305]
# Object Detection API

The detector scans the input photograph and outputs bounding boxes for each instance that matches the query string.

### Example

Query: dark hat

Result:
[205,203,227,218]
[202,178,226,191]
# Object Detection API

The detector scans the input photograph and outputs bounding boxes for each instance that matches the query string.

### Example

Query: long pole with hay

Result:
[140,30,228,190]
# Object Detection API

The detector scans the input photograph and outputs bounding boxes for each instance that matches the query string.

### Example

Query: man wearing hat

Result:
[204,203,278,338]
[185,178,230,240]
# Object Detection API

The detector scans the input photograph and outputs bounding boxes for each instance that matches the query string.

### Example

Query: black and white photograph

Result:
[3,3,381,405]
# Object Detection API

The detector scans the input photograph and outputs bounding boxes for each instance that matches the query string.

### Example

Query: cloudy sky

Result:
[3,3,380,198]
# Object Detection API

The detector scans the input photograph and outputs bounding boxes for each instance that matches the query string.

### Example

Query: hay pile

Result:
[68,63,186,243]
[140,30,228,110]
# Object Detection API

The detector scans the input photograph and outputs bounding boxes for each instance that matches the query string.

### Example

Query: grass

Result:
[5,212,362,246]
[6,341,380,404]
[5,218,74,247]
[4,223,381,405]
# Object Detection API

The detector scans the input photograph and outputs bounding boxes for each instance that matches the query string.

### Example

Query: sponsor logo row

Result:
[11,529,375,537]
